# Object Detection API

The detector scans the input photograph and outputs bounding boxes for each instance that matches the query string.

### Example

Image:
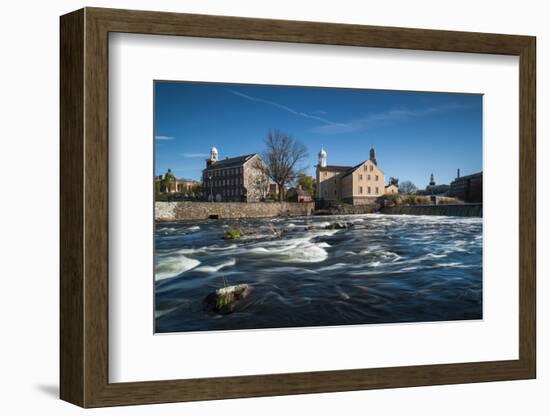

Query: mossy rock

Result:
[204,284,253,314]
[325,222,352,230]
[223,228,241,239]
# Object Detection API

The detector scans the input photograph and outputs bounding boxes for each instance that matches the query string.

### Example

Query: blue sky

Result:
[154,81,482,187]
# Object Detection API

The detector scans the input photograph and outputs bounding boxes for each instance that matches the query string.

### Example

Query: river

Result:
[155,213,482,333]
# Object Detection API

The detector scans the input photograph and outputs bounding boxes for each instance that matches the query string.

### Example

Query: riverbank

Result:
[155,201,482,220]
[381,203,482,217]
[155,201,314,221]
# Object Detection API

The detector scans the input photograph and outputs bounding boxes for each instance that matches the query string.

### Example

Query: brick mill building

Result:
[449,169,483,203]
[316,146,390,205]
[201,146,272,202]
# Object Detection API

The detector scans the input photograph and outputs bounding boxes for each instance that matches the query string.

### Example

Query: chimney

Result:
[457,168,460,178]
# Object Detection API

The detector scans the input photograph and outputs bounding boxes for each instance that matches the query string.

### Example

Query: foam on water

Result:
[155,255,201,281]
[195,258,237,272]
[155,214,482,332]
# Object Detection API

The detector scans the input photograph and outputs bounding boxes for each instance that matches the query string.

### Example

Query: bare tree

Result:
[257,130,308,202]
[399,180,417,194]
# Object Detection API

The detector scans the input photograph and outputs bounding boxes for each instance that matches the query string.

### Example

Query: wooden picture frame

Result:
[60,7,536,408]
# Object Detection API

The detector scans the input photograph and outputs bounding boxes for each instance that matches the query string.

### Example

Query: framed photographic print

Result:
[60,7,536,407]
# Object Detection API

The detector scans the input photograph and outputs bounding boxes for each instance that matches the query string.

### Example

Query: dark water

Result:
[155,214,482,333]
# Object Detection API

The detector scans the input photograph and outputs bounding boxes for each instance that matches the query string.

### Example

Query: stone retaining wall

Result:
[156,201,315,221]
[380,204,482,217]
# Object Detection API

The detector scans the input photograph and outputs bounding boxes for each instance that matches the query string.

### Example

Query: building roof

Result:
[385,183,398,188]
[451,171,483,182]
[175,178,200,183]
[203,154,257,171]
[318,165,353,172]
[340,161,367,178]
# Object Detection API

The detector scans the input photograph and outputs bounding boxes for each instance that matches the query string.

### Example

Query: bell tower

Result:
[318,147,327,168]
[369,147,377,165]
[206,146,219,167]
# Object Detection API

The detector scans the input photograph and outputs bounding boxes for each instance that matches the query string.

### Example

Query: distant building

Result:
[316,146,386,205]
[385,184,399,194]
[424,173,450,195]
[449,169,483,202]
[156,169,200,194]
[202,146,272,202]
[290,185,313,203]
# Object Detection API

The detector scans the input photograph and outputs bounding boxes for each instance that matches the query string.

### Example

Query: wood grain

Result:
[60,7,537,408]
[59,8,84,407]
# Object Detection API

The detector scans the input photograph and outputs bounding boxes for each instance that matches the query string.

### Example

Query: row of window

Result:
[205,178,242,187]
[358,174,379,181]
[322,186,380,196]
[220,188,243,197]
[325,174,379,183]
[207,167,243,178]
[359,186,380,195]
[176,184,193,191]
[210,188,244,197]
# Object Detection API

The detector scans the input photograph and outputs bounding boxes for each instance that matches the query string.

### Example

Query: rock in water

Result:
[325,222,353,230]
[205,284,253,314]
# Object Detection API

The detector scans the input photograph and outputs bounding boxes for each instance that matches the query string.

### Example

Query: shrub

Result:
[225,228,241,239]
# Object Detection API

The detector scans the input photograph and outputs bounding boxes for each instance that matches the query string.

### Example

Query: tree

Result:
[388,177,399,186]
[399,180,417,194]
[252,172,270,201]
[285,187,297,202]
[190,183,203,199]
[257,129,308,202]
[296,174,316,197]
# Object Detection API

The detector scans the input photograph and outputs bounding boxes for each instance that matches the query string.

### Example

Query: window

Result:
[369,165,373,172]
[376,187,379,194]
[323,171,327,177]
[359,174,363,180]
[334,190,337,195]
[333,179,337,184]
[375,175,379,181]
[364,165,368,171]
[359,186,363,194]
[367,186,371,194]
[324,190,328,196]
[367,174,371,181]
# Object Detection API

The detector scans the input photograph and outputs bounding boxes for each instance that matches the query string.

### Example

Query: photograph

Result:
[153,81,483,333]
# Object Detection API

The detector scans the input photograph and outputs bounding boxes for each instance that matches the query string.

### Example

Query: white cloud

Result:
[155,135,175,141]
[314,102,470,134]
[226,89,344,127]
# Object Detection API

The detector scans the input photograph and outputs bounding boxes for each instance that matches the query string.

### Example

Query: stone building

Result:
[202,146,271,202]
[449,169,483,203]
[385,184,399,194]
[315,146,386,205]
[424,173,450,195]
[156,169,201,195]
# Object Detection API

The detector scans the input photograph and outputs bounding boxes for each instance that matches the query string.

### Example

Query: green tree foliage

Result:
[296,174,316,196]
[388,177,399,186]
